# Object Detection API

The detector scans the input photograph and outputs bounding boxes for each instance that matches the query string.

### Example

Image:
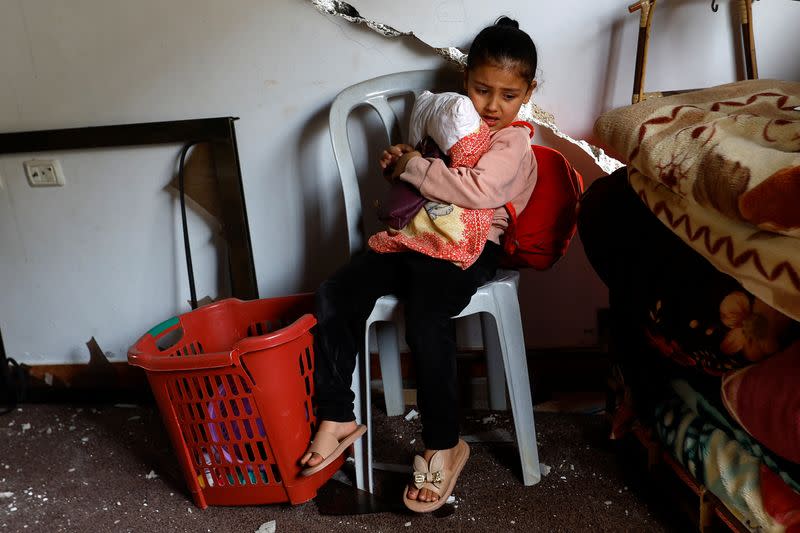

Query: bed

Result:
[579,79,800,532]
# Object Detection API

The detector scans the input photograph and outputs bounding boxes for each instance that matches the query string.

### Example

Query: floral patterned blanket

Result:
[594,80,800,322]
[656,379,800,532]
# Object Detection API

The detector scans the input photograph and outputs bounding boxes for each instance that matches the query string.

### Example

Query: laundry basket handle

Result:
[234,314,317,355]
[128,313,317,372]
[128,315,236,371]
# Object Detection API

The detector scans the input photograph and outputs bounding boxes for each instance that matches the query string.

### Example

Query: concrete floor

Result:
[0,400,686,533]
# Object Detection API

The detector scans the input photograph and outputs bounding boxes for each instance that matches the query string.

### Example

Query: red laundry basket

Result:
[128,295,342,509]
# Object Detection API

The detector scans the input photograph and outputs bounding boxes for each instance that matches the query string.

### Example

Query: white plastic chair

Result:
[328,69,541,493]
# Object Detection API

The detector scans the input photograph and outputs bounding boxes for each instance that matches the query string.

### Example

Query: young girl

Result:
[300,17,539,513]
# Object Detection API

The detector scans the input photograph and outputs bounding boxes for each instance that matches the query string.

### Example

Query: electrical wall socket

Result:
[24,159,65,187]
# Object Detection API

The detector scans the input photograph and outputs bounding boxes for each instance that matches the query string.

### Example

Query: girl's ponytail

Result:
[495,16,519,29]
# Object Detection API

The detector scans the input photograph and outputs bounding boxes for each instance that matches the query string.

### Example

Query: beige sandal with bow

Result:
[402,439,470,513]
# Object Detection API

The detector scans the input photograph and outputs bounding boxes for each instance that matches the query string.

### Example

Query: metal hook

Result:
[711,0,719,12]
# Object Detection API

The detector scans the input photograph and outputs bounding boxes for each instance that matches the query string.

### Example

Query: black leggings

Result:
[312,243,501,450]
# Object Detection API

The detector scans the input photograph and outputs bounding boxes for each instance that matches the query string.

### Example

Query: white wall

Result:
[1,0,798,364]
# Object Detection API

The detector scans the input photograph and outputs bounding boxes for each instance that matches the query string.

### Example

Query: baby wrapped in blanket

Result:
[369,91,495,268]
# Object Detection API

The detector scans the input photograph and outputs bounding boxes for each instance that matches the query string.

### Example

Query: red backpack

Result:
[501,122,584,270]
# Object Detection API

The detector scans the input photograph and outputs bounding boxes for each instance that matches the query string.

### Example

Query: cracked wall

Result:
[310,0,623,174]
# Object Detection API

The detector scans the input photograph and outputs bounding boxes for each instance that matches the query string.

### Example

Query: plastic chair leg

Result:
[493,284,541,486]
[375,322,404,417]
[351,349,374,493]
[481,312,508,411]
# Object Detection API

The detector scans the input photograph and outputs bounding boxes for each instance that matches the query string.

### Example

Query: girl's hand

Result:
[390,150,421,179]
[379,143,415,176]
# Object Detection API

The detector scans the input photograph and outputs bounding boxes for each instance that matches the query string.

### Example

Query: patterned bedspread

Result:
[629,170,800,323]
[594,80,800,322]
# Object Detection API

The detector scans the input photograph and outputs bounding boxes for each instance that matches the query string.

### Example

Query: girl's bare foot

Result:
[299,420,359,468]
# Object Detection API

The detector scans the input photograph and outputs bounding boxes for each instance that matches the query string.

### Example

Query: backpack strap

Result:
[509,121,535,138]
[502,201,518,257]
[501,121,534,258]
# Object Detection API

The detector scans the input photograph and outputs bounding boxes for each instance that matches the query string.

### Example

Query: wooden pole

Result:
[739,0,759,79]
[630,1,657,104]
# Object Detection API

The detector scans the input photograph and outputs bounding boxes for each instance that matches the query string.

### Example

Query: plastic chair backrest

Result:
[328,69,460,256]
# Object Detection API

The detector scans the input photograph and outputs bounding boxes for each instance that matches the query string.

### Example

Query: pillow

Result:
[761,465,800,533]
[722,340,800,464]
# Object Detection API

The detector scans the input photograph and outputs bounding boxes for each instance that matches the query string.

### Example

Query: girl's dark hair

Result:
[466,17,538,83]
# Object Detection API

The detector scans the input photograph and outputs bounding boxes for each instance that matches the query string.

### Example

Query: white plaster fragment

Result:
[539,463,551,476]
[604,500,612,505]
[21,423,31,432]
[446,495,455,504]
[255,520,276,533]
[404,522,411,527]
[256,520,277,533]
[0,492,13,498]
[145,470,158,479]
[404,409,419,421]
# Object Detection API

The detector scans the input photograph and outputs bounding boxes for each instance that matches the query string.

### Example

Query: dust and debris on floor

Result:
[0,403,682,533]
